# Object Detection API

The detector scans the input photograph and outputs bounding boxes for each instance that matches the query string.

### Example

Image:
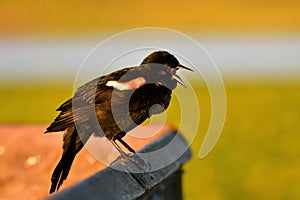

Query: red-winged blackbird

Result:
[46,51,192,193]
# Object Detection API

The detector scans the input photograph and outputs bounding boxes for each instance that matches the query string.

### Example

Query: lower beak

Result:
[172,74,186,88]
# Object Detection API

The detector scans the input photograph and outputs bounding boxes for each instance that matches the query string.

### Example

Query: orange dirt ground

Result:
[0,124,174,200]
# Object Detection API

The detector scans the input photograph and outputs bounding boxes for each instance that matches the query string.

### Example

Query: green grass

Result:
[1,80,300,199]
[182,81,300,200]
[0,82,73,124]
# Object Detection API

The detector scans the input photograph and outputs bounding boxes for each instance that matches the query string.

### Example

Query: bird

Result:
[45,50,192,194]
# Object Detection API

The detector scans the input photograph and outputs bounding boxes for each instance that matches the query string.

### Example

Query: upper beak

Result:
[177,64,193,71]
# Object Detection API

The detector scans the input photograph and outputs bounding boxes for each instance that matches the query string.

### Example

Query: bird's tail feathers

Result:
[49,129,80,194]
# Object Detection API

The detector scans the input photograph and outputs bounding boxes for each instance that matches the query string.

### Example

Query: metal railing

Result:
[48,131,192,200]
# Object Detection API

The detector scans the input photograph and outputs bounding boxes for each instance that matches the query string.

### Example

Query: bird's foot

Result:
[110,152,151,173]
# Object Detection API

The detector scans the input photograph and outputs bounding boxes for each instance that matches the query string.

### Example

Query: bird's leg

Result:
[110,137,151,172]
[110,139,127,157]
[115,135,135,153]
[109,139,130,167]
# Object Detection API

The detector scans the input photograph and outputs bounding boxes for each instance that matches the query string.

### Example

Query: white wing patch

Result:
[106,77,146,90]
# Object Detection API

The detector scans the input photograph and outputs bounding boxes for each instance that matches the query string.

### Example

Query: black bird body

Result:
[46,51,191,193]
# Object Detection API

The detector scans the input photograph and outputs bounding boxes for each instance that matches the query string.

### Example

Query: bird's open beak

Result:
[172,64,193,87]
[177,64,193,71]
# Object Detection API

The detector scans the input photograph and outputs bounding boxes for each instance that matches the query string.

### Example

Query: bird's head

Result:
[140,51,192,90]
[105,51,192,91]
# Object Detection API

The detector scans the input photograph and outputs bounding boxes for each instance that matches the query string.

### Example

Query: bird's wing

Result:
[45,67,140,133]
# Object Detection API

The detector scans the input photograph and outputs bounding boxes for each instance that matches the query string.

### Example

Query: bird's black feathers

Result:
[49,128,82,193]
[46,51,191,193]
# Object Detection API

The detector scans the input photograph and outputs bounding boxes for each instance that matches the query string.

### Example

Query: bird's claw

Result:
[110,152,151,173]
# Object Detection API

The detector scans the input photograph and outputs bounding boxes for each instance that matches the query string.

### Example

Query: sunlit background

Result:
[0,1,300,199]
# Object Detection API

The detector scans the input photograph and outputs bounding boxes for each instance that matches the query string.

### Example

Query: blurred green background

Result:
[1,0,300,199]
